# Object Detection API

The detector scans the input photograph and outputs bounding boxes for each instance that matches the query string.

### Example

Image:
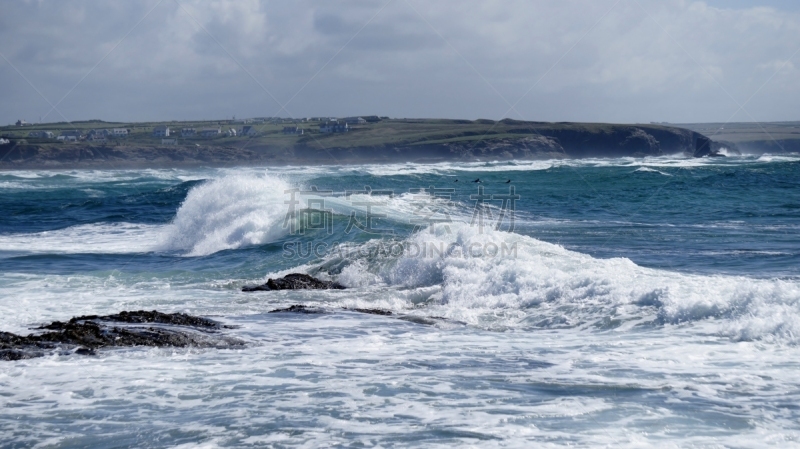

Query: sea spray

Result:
[157,174,293,256]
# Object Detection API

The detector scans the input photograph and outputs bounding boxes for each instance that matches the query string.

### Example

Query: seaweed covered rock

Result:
[0,310,243,361]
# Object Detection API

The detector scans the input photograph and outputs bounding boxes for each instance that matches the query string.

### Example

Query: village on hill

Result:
[4,116,381,146]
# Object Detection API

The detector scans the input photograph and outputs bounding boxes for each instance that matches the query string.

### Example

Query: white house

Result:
[181,128,196,137]
[112,128,128,137]
[153,126,170,137]
[241,125,258,136]
[227,128,237,137]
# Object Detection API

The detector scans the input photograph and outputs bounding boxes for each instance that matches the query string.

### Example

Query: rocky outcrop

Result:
[0,310,243,361]
[268,305,326,314]
[692,135,715,157]
[344,308,393,316]
[242,273,345,292]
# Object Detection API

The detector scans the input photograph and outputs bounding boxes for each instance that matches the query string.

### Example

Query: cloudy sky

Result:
[1,0,798,125]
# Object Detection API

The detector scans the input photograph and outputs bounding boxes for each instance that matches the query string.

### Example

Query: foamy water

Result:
[1,156,800,447]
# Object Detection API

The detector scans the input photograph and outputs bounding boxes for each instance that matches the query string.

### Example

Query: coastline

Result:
[0,120,719,170]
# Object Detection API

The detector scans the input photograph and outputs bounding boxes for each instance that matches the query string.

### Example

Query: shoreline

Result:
[0,148,701,171]
[0,119,721,170]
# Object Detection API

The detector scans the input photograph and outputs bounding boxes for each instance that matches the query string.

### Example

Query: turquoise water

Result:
[1,155,799,447]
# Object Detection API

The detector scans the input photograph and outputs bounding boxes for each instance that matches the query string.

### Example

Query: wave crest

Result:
[158,174,292,256]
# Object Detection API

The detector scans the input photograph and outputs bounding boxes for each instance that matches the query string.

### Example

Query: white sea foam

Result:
[157,174,294,256]
[155,173,475,256]
[634,166,672,176]
[0,223,160,255]
[319,223,800,342]
[321,153,799,177]
[757,153,800,163]
[2,164,800,446]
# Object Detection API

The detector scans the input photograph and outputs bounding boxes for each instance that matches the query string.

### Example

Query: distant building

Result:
[153,126,170,137]
[241,125,258,136]
[181,128,196,137]
[0,138,9,145]
[227,128,237,137]
[60,130,82,138]
[199,127,221,137]
[319,121,348,133]
[161,138,177,145]
[15,120,28,126]
[88,132,107,142]
[28,131,54,138]
[112,128,129,137]
[344,117,367,125]
[282,126,304,135]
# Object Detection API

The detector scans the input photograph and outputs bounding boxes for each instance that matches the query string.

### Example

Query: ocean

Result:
[1,154,799,447]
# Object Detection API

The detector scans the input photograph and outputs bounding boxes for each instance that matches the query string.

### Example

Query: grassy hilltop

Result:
[0,117,717,169]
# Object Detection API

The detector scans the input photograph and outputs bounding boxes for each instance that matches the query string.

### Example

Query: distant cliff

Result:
[0,120,718,169]
[295,121,718,163]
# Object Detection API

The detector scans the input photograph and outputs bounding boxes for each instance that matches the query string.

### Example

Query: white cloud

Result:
[1,0,799,124]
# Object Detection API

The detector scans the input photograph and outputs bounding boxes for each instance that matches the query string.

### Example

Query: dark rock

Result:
[398,315,467,327]
[241,284,271,292]
[346,308,393,316]
[0,311,243,361]
[243,273,345,292]
[39,310,225,330]
[692,135,718,157]
[268,304,325,314]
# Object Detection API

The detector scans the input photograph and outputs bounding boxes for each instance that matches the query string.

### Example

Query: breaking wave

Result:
[318,224,800,342]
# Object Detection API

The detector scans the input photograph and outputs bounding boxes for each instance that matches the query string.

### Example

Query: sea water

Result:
[1,155,799,447]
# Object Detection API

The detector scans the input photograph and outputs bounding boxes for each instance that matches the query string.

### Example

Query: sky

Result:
[1,0,798,125]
